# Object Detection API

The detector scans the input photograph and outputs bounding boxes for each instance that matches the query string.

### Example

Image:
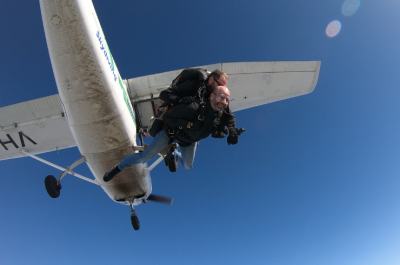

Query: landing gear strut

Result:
[129,201,140,230]
[41,156,90,199]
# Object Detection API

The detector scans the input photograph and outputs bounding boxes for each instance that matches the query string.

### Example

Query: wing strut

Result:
[21,149,100,185]
[141,143,179,176]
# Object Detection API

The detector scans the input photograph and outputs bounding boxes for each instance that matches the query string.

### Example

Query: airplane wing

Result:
[0,61,320,160]
[219,61,320,112]
[0,95,76,161]
[126,61,321,127]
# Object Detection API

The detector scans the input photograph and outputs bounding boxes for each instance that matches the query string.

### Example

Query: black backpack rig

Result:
[147,68,209,138]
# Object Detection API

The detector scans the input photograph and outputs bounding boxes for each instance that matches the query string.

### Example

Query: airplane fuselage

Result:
[40,0,151,205]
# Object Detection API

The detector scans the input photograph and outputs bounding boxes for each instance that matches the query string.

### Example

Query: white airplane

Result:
[0,0,321,230]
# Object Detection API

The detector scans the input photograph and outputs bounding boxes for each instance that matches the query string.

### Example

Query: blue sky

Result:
[1,0,400,264]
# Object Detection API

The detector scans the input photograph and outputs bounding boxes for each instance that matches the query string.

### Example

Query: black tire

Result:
[44,175,61,198]
[131,214,140,230]
[168,158,178,172]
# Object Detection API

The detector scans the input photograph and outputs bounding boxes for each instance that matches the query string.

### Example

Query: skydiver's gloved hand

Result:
[179,96,195,104]
[138,129,148,138]
[227,127,239,145]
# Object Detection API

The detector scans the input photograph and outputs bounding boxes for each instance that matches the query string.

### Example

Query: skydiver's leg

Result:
[173,142,197,169]
[119,129,170,170]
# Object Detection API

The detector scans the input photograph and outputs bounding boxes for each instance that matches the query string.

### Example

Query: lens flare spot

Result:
[342,0,361,16]
[326,20,341,37]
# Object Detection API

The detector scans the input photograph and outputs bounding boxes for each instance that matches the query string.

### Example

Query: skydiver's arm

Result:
[159,87,181,105]
[224,106,236,129]
[159,80,200,105]
[213,108,234,138]
[163,103,198,128]
[174,79,200,96]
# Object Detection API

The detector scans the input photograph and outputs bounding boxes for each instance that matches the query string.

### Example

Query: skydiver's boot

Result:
[103,165,121,182]
[164,146,174,166]
[164,146,178,172]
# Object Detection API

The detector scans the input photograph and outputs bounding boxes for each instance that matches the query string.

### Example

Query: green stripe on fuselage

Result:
[101,34,136,127]
[105,38,115,71]
[118,76,136,127]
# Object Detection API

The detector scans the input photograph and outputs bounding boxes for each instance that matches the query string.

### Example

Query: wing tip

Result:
[309,61,321,93]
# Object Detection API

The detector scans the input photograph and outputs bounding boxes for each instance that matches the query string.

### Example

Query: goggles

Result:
[213,93,230,103]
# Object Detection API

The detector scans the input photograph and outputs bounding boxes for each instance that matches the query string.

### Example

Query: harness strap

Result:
[198,102,206,121]
[166,126,180,144]
[197,83,207,121]
[214,111,223,125]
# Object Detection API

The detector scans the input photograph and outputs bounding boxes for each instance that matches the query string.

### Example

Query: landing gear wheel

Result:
[131,214,140,230]
[44,175,61,198]
[168,158,178,172]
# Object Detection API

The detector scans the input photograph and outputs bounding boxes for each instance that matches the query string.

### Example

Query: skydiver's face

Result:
[210,86,230,112]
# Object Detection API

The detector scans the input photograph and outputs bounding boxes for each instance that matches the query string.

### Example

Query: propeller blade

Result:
[147,194,174,205]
